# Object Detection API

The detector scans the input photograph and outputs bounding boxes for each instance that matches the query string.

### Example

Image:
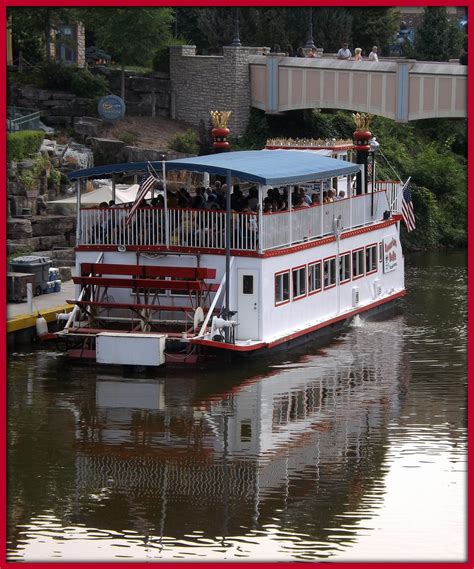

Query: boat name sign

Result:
[383,237,398,273]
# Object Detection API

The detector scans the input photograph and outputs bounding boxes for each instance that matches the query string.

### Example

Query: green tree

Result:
[413,7,463,61]
[78,7,174,99]
[313,8,353,53]
[9,7,72,63]
[350,7,399,55]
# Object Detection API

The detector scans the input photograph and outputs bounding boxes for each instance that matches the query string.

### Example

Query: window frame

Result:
[292,264,307,301]
[339,251,352,284]
[323,255,337,290]
[365,243,378,275]
[274,270,290,306]
[352,247,365,280]
[308,260,322,296]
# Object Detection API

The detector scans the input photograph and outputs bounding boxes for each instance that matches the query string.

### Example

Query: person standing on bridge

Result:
[354,47,363,61]
[368,46,379,62]
[337,42,352,60]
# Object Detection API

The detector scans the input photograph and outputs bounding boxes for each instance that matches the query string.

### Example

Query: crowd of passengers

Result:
[101,180,347,214]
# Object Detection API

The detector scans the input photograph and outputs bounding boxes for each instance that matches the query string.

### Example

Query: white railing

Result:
[79,207,258,251]
[372,180,403,213]
[79,188,396,253]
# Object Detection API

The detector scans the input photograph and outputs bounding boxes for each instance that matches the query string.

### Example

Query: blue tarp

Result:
[67,150,360,184]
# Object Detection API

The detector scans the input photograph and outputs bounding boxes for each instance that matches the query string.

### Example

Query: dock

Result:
[7,280,75,346]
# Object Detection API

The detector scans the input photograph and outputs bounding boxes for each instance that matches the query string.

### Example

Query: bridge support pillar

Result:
[395,60,415,122]
[266,53,280,114]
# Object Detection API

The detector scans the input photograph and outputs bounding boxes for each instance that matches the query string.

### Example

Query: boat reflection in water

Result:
[10,316,410,561]
[72,316,408,560]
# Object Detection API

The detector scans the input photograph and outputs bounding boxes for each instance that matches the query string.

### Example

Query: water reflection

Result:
[9,317,410,561]
[7,252,467,562]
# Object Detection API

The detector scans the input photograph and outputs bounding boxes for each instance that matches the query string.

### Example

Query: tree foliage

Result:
[349,7,399,55]
[9,7,72,62]
[413,7,463,61]
[77,7,174,68]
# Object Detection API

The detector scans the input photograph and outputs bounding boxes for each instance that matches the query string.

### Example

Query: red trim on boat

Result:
[75,218,399,258]
[189,289,405,352]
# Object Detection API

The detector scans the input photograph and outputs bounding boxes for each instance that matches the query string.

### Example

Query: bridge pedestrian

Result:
[286,45,295,57]
[337,43,352,60]
[459,46,467,65]
[368,46,379,62]
[296,47,305,58]
[307,47,317,58]
[354,48,363,61]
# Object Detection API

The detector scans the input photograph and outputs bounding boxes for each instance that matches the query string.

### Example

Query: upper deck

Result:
[71,149,404,256]
[77,181,401,255]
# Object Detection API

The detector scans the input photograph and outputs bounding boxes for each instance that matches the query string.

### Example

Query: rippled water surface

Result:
[7,251,467,562]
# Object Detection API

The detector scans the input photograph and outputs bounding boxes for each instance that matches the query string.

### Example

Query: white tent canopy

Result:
[49,183,152,205]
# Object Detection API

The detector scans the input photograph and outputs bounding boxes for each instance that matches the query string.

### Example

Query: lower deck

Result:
[60,218,405,362]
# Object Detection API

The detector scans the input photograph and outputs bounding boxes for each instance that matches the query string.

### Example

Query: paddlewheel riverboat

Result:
[57,114,407,366]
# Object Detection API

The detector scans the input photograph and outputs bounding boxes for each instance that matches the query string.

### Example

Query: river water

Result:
[7,251,467,563]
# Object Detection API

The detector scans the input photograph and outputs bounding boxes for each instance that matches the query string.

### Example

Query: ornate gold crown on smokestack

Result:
[352,113,374,130]
[210,110,232,129]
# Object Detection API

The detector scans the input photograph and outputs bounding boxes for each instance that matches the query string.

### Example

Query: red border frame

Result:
[308,260,322,296]
[365,242,379,276]
[291,263,307,300]
[352,247,365,280]
[323,255,337,290]
[3,2,472,569]
[274,269,290,306]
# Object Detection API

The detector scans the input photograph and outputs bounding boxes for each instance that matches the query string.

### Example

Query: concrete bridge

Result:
[249,54,467,122]
[169,46,467,136]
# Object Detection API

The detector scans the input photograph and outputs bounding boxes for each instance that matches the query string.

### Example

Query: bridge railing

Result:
[78,189,392,252]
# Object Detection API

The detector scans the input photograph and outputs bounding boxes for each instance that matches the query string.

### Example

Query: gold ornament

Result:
[352,113,374,130]
[210,110,232,129]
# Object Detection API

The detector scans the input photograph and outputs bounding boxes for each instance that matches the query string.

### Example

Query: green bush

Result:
[119,132,139,145]
[153,38,188,73]
[169,130,199,155]
[35,62,109,98]
[7,130,44,161]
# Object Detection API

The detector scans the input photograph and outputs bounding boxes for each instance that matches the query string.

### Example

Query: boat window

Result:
[275,271,290,305]
[366,244,378,274]
[292,266,307,300]
[240,420,252,442]
[243,274,254,294]
[308,261,322,294]
[352,249,365,279]
[339,252,351,283]
[323,257,336,289]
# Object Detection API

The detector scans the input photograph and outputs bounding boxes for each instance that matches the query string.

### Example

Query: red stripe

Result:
[190,290,405,352]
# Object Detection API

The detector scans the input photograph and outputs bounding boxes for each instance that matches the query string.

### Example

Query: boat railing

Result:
[78,188,392,252]
[372,180,403,214]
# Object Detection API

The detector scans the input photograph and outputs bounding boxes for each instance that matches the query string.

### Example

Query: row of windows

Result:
[275,243,379,305]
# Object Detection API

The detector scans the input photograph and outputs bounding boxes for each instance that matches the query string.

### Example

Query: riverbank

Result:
[7,279,74,347]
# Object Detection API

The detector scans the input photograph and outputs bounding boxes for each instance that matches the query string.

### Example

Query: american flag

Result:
[401,184,416,232]
[125,171,157,226]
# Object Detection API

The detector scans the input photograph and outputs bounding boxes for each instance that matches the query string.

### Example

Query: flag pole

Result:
[162,161,169,249]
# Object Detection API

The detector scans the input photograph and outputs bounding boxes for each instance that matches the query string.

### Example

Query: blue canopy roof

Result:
[67,161,162,181]
[164,150,359,185]
[67,150,360,184]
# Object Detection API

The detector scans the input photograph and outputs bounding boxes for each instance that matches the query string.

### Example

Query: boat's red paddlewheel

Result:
[65,262,219,352]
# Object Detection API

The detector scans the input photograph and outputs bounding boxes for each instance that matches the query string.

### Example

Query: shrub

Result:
[35,62,109,97]
[169,130,199,155]
[119,132,139,145]
[7,130,44,161]
[153,38,188,73]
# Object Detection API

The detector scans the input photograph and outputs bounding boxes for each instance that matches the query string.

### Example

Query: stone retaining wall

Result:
[10,70,173,128]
